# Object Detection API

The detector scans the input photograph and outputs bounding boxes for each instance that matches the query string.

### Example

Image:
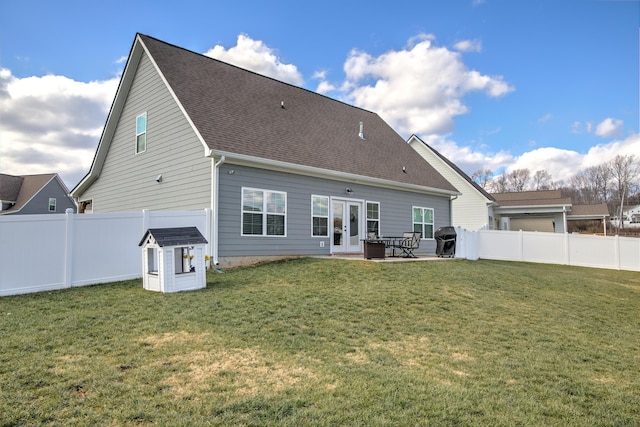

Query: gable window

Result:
[242,187,286,236]
[413,207,434,239]
[311,195,329,237]
[136,113,147,154]
[48,198,56,212]
[366,202,380,237]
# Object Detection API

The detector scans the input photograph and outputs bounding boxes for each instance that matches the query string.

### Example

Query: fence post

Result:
[64,208,75,288]
[564,232,570,266]
[615,235,621,270]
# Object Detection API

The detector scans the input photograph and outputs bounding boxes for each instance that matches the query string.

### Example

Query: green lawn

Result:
[1,258,638,426]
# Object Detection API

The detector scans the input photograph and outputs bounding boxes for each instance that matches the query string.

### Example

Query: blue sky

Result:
[1,0,638,189]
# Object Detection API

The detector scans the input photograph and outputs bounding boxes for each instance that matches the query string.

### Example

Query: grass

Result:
[0,258,638,426]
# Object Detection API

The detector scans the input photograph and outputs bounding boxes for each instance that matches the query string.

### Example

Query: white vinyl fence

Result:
[2,212,638,297]
[455,227,640,272]
[0,209,210,296]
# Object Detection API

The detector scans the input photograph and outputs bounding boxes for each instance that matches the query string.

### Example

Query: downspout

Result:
[211,154,226,266]
[449,195,458,226]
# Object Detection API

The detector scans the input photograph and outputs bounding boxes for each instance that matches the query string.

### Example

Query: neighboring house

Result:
[71,34,459,267]
[491,190,610,234]
[623,205,640,223]
[0,173,76,215]
[408,135,497,230]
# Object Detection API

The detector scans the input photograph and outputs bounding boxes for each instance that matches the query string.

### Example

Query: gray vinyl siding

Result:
[81,52,210,212]
[20,179,76,214]
[217,163,450,257]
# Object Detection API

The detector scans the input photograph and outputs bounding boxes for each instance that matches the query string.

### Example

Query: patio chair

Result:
[399,231,421,258]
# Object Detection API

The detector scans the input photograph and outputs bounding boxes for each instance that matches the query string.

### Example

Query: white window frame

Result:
[241,187,287,237]
[135,112,147,154]
[366,201,380,237]
[311,195,329,237]
[412,206,434,239]
[48,198,56,212]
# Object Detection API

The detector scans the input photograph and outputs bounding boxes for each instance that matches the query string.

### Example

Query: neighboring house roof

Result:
[0,173,65,214]
[567,203,610,219]
[0,173,24,202]
[139,227,208,247]
[491,190,609,219]
[73,34,458,197]
[408,134,495,202]
[491,190,572,209]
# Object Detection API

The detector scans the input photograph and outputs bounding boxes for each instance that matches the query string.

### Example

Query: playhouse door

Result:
[331,199,363,254]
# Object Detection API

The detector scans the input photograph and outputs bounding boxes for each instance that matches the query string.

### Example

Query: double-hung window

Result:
[136,113,147,154]
[48,198,56,212]
[366,202,380,237]
[242,188,286,236]
[412,207,434,239]
[311,195,329,237]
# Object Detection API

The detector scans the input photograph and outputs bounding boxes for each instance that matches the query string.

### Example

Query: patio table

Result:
[364,237,404,258]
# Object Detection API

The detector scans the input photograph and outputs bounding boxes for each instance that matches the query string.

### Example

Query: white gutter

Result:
[209,150,460,197]
[210,154,226,265]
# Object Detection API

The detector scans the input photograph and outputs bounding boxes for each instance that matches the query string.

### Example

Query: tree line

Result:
[471,154,640,212]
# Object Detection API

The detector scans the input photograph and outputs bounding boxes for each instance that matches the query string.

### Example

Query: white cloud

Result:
[537,113,552,123]
[204,34,304,86]
[0,68,118,188]
[312,70,336,94]
[339,33,514,136]
[595,117,623,138]
[316,80,336,94]
[427,136,515,176]
[455,133,640,185]
[454,39,482,53]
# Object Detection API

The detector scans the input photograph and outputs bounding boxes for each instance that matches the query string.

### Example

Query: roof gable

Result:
[74,33,458,197]
[0,173,61,213]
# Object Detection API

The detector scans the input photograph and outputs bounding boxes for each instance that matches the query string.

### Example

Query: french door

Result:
[331,199,363,253]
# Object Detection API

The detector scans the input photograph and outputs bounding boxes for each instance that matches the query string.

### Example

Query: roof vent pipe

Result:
[358,122,365,140]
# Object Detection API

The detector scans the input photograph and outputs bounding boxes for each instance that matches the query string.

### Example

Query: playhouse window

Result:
[147,247,158,274]
[175,247,195,273]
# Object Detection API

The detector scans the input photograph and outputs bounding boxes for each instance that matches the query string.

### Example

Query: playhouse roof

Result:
[139,227,208,247]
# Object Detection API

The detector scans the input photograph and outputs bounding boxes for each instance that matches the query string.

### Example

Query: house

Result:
[71,34,459,267]
[408,135,497,230]
[491,190,610,234]
[0,173,76,215]
[612,205,640,228]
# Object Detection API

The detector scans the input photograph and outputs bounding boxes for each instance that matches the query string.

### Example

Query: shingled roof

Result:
[491,190,572,207]
[135,34,457,194]
[139,227,208,247]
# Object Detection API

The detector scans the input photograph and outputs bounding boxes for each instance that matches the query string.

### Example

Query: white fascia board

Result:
[207,150,460,197]
[494,204,572,215]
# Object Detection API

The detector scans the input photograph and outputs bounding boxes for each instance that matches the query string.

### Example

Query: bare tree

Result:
[507,168,530,192]
[488,171,509,193]
[532,170,552,191]
[610,154,640,227]
[471,169,493,189]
